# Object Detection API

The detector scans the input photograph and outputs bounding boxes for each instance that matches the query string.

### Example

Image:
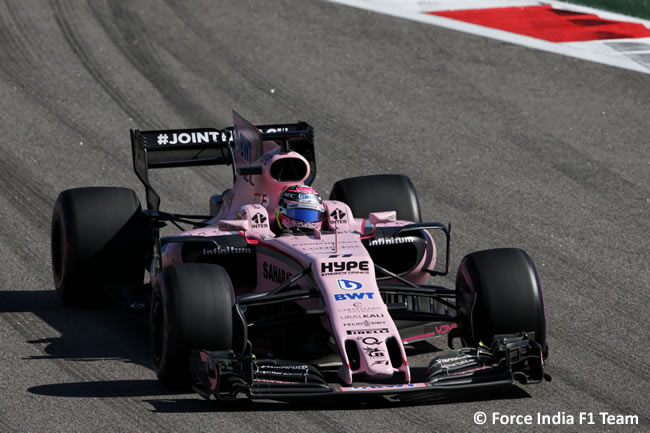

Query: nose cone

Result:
[338,338,398,384]
[358,340,395,377]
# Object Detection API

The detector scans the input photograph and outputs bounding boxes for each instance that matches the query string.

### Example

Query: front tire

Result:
[455,248,546,350]
[151,264,235,388]
[51,187,146,305]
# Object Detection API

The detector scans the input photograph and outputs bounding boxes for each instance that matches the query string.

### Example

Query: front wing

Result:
[190,333,549,402]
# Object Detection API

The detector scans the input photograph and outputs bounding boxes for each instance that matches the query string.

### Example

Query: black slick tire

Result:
[151,263,234,388]
[455,248,546,349]
[50,187,146,305]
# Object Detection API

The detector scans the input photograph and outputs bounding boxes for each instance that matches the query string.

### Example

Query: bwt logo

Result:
[337,279,363,290]
[334,292,374,301]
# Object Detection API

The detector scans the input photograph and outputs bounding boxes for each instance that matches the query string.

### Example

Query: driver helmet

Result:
[276,184,325,231]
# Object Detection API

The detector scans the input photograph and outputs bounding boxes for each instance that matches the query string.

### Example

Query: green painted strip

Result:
[562,0,650,20]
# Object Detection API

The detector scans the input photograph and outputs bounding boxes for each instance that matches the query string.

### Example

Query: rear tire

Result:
[51,187,146,305]
[151,264,234,388]
[330,174,422,223]
[455,248,546,350]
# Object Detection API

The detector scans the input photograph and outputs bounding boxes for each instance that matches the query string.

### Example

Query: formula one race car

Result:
[50,111,549,402]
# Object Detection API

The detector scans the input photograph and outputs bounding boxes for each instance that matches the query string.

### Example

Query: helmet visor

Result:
[285,207,323,223]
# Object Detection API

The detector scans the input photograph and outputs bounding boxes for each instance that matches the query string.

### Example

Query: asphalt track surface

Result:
[0,0,648,432]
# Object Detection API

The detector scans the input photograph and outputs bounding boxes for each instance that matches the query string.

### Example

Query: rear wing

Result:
[131,117,315,211]
[131,127,232,211]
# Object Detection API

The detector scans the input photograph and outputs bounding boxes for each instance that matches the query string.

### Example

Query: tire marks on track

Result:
[160,0,387,163]
[1,308,172,433]
[0,158,174,432]
[0,6,185,429]
[85,0,231,187]
[0,155,52,229]
[0,2,221,215]
[50,0,165,129]
[549,362,650,426]
[88,0,215,127]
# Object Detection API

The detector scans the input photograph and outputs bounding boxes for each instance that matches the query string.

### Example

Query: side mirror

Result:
[362,211,397,240]
[368,211,397,225]
[218,219,250,232]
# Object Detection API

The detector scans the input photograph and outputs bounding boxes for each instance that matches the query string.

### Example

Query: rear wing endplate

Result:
[131,127,233,211]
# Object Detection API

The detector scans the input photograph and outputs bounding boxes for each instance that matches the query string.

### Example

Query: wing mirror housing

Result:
[361,211,397,239]
[218,219,250,232]
[368,211,397,225]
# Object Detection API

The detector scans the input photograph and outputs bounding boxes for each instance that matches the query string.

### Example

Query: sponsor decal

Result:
[334,292,374,301]
[431,354,476,369]
[347,328,389,335]
[304,245,354,251]
[360,337,382,345]
[251,212,268,229]
[321,261,369,276]
[434,355,474,364]
[339,383,427,392]
[368,236,416,247]
[343,320,385,327]
[372,360,390,366]
[263,127,289,134]
[293,240,358,251]
[434,323,457,336]
[259,365,309,371]
[402,323,458,341]
[260,192,270,207]
[284,192,319,201]
[156,131,219,146]
[363,346,385,358]
[201,246,251,255]
[225,126,287,145]
[328,254,352,258]
[447,366,491,376]
[336,279,363,290]
[253,379,295,384]
[337,305,383,314]
[235,128,253,162]
[262,262,293,283]
[294,240,357,247]
[329,209,348,224]
[340,313,384,320]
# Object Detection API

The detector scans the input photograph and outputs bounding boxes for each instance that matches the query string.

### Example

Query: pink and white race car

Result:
[51,111,549,402]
